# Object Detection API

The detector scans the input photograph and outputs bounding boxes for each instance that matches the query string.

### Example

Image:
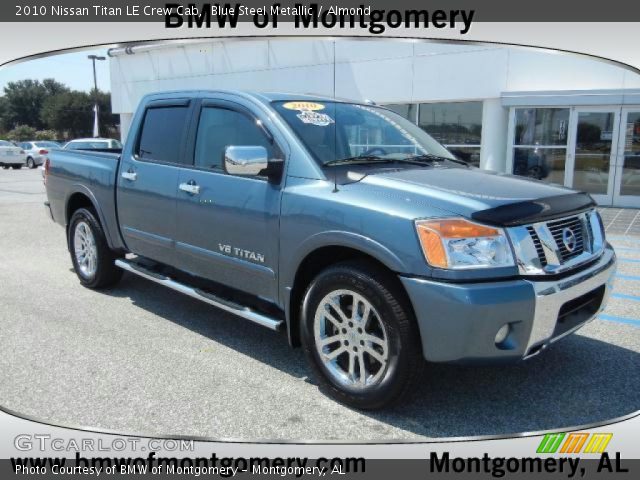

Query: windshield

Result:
[272,101,456,165]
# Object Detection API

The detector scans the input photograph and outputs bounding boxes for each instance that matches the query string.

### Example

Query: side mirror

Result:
[224,145,268,177]
[224,145,283,182]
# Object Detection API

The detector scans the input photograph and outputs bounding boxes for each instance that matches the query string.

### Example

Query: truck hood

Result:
[350,166,594,226]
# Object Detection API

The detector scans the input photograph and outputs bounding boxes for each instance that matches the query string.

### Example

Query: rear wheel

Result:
[301,261,423,409]
[68,208,122,289]
[27,157,35,169]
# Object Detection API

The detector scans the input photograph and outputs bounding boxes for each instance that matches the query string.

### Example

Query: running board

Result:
[114,259,283,331]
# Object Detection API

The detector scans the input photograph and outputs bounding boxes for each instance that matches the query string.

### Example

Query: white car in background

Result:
[20,141,62,169]
[0,140,27,170]
[63,138,122,151]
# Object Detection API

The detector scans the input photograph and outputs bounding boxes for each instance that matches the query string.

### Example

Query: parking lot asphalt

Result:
[0,168,639,441]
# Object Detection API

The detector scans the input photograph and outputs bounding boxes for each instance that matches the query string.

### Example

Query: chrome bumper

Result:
[524,245,616,357]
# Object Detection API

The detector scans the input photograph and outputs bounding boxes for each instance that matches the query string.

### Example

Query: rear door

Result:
[116,98,194,266]
[174,98,285,302]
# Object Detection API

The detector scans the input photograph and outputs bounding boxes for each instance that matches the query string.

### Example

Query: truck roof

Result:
[141,90,368,105]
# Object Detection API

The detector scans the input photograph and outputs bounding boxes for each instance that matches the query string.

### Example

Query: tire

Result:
[11,164,22,170]
[301,261,423,409]
[1,165,8,170]
[27,157,35,169]
[68,208,123,289]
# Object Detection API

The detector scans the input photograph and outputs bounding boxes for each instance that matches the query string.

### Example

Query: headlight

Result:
[415,218,515,269]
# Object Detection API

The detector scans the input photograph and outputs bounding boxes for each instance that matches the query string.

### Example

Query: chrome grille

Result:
[546,216,585,262]
[509,210,604,276]
[526,226,547,267]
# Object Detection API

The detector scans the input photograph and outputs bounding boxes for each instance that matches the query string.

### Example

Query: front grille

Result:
[547,216,585,262]
[526,226,547,267]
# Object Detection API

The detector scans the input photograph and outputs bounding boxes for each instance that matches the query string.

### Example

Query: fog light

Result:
[494,324,511,345]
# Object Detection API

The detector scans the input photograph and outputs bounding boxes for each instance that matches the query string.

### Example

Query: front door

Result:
[567,107,620,205]
[174,100,283,303]
[612,108,640,207]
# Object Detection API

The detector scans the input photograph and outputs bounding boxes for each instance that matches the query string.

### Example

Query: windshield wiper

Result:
[324,155,392,166]
[403,153,469,166]
[324,153,467,168]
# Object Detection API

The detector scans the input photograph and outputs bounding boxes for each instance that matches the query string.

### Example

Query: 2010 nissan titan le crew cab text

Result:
[44,91,617,409]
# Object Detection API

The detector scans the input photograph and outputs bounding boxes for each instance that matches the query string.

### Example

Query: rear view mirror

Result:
[224,146,268,177]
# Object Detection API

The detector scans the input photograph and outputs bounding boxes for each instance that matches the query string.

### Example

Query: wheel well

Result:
[66,193,95,225]
[288,246,408,347]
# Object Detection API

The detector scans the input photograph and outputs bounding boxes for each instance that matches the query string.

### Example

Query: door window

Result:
[194,107,274,170]
[137,106,189,163]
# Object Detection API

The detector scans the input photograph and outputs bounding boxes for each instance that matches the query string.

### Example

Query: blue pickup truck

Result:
[44,91,616,409]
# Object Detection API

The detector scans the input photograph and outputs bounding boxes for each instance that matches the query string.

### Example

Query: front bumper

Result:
[400,244,616,364]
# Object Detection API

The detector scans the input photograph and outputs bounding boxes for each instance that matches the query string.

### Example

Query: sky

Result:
[0,48,111,93]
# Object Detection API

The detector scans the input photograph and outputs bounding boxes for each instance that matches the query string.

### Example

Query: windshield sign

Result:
[272,101,455,165]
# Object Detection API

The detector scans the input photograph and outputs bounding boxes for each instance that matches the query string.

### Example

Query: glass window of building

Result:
[572,111,615,195]
[621,112,640,197]
[511,108,570,185]
[385,104,417,123]
[418,101,483,167]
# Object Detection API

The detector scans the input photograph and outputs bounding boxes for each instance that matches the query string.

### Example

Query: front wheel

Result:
[11,164,22,170]
[68,208,122,289]
[301,261,423,409]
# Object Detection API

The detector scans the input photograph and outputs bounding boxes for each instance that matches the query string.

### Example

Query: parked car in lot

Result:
[20,141,62,168]
[0,140,27,169]
[63,138,123,151]
[44,91,616,409]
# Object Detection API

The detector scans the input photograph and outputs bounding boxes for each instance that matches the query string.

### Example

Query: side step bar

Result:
[115,259,283,331]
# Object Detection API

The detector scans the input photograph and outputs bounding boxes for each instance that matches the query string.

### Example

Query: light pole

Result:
[87,55,106,138]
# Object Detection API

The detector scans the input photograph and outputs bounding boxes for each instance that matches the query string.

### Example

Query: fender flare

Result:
[281,230,409,346]
[64,185,117,250]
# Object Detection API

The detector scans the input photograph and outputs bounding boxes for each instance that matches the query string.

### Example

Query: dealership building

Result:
[108,38,640,207]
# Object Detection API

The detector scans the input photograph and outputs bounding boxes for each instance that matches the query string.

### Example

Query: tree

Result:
[41,89,118,138]
[41,91,93,138]
[6,124,36,141]
[42,78,69,97]
[0,96,9,133]
[2,78,68,130]
[34,130,58,140]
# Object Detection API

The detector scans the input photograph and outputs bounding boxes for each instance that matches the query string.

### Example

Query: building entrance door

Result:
[612,108,640,207]
[567,107,619,205]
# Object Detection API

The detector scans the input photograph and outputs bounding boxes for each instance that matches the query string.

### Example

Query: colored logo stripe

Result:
[537,433,565,453]
[584,433,613,454]
[560,433,589,453]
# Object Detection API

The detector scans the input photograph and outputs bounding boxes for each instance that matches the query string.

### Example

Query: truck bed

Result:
[46,148,124,251]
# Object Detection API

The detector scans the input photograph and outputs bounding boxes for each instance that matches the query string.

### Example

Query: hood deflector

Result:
[471,193,596,227]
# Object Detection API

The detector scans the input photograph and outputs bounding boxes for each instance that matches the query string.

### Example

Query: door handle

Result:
[179,181,200,195]
[121,171,137,181]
